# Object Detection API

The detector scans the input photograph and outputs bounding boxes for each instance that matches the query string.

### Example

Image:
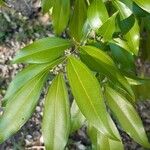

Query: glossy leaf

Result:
[124,73,150,85]
[98,12,118,42]
[126,1,147,16]
[113,0,135,34]
[88,112,123,150]
[132,2,149,17]
[113,0,132,19]
[133,0,150,13]
[42,74,70,150]
[0,72,48,143]
[113,0,140,55]
[133,81,150,101]
[105,87,150,148]
[3,58,64,105]
[42,0,53,14]
[52,0,70,35]
[12,37,71,64]
[108,81,135,104]
[88,125,124,150]
[87,125,97,150]
[119,14,135,34]
[109,38,131,53]
[80,46,134,97]
[69,0,87,42]
[87,0,109,30]
[70,100,86,133]
[108,74,150,102]
[120,0,133,10]
[97,133,124,150]
[124,18,140,55]
[118,1,148,18]
[67,56,119,139]
[109,38,135,73]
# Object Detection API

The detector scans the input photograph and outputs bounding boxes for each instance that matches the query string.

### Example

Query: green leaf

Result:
[42,74,70,150]
[133,0,150,13]
[52,0,70,35]
[120,0,133,9]
[113,0,132,19]
[97,12,118,42]
[87,0,109,30]
[113,0,135,34]
[143,16,150,32]
[113,0,135,31]
[113,0,140,55]
[118,14,135,34]
[87,125,97,150]
[80,46,134,97]
[109,38,131,54]
[42,0,53,14]
[97,133,124,150]
[132,81,150,101]
[69,0,87,42]
[132,2,149,17]
[88,112,123,150]
[70,100,86,133]
[109,38,135,73]
[113,0,135,33]
[0,72,48,143]
[124,73,150,85]
[141,25,150,61]
[108,74,150,102]
[12,37,71,64]
[119,0,149,17]
[67,56,119,139]
[88,125,124,150]
[2,58,63,106]
[107,81,135,104]
[105,87,150,148]
[0,0,7,7]
[124,18,140,55]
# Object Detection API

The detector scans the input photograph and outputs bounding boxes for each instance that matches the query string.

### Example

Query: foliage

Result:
[0,0,7,7]
[1,0,150,149]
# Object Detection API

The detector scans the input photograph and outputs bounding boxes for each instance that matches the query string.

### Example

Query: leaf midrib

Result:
[5,64,54,104]
[82,47,114,66]
[0,72,46,133]
[107,90,145,143]
[69,59,106,134]
[16,43,70,59]
[51,76,60,149]
[60,76,70,140]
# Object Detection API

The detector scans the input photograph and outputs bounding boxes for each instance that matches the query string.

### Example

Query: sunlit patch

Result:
[90,15,102,29]
[134,35,139,41]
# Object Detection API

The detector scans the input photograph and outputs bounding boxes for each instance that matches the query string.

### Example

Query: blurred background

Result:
[0,0,150,149]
